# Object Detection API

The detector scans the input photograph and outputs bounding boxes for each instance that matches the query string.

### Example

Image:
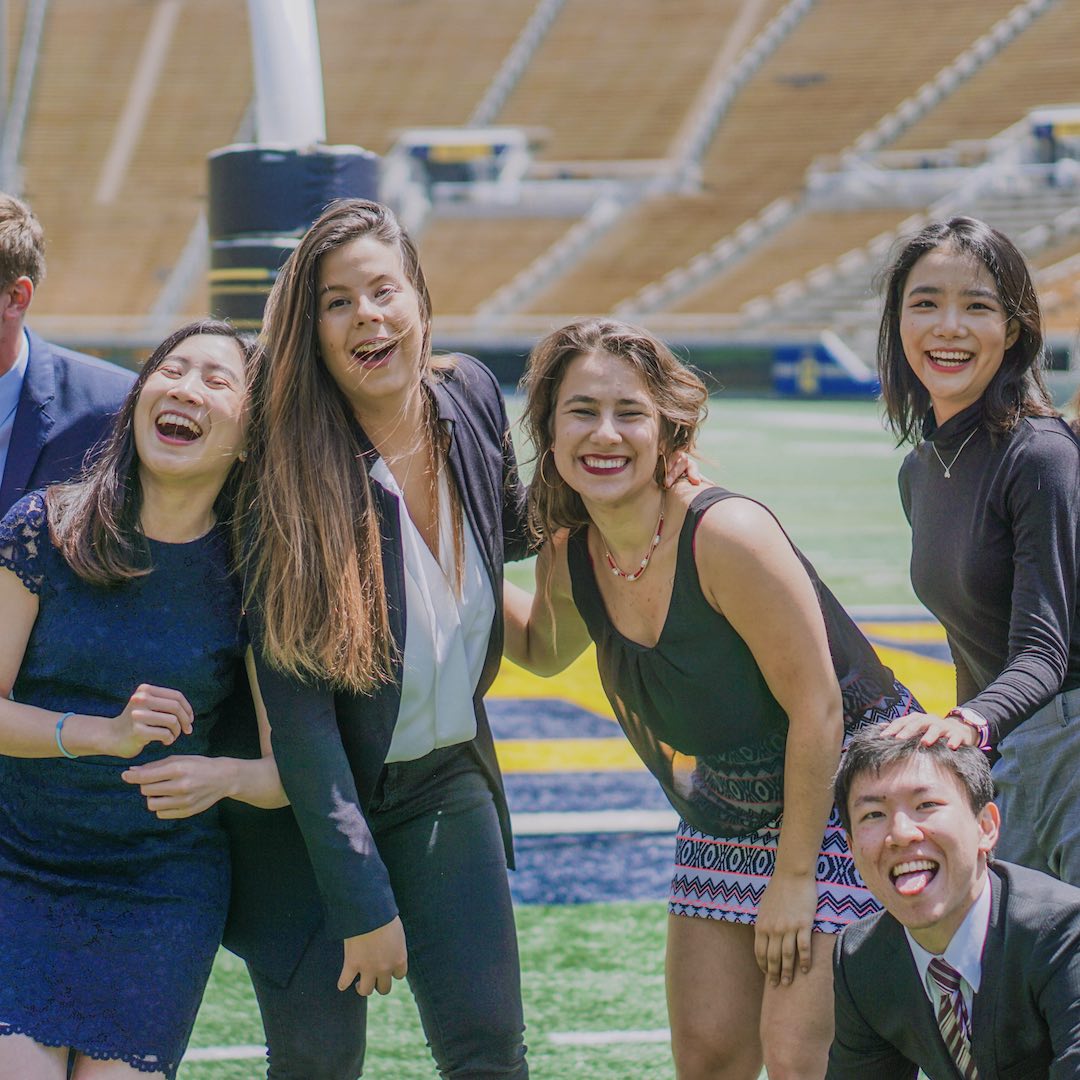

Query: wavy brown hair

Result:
[48,319,258,585]
[240,198,461,692]
[519,318,708,544]
[877,216,1055,444]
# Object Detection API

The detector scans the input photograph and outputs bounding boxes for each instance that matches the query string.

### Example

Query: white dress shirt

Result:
[370,455,494,763]
[0,330,30,485]
[905,874,992,1019]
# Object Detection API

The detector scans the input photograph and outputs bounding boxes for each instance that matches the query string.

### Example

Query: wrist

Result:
[946,707,991,751]
[220,757,243,801]
[59,713,113,757]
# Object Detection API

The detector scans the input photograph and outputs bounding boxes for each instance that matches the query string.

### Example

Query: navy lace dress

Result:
[0,492,245,1077]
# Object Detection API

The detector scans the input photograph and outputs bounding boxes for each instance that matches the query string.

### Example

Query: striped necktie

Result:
[928,956,978,1080]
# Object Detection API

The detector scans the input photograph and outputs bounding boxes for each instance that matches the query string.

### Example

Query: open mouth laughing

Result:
[351,336,401,367]
[155,411,203,443]
[891,858,939,896]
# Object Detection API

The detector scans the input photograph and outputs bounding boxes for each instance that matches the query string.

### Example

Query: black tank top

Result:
[567,486,895,836]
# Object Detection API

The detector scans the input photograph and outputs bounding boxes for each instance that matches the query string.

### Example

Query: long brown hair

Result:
[48,319,258,585]
[877,216,1054,444]
[241,198,460,692]
[520,318,708,545]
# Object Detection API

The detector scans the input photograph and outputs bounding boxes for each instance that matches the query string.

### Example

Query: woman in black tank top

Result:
[504,318,920,1080]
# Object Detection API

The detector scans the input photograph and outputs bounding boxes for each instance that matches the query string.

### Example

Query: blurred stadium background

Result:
[2,0,1079,392]
[2,0,1076,1075]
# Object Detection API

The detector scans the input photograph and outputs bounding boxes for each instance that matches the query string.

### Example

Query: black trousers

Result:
[247,744,529,1079]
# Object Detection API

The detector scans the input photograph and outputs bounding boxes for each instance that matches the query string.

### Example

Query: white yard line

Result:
[548,1029,671,1046]
[511,809,678,835]
[183,1044,266,1062]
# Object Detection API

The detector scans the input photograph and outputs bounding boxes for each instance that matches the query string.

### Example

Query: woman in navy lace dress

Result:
[0,320,282,1080]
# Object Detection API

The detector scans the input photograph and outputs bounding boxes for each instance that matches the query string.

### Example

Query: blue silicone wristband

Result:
[55,712,79,759]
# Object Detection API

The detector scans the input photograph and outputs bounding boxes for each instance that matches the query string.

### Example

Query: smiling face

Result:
[315,235,427,424]
[133,333,248,494]
[847,753,999,953]
[551,350,663,508]
[899,244,1020,425]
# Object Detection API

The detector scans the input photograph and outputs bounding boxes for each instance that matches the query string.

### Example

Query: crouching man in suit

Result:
[828,730,1080,1079]
[0,192,133,514]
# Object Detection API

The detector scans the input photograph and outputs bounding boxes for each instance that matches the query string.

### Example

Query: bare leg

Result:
[759,932,835,1080]
[666,915,764,1080]
[73,1056,166,1080]
[0,1034,67,1080]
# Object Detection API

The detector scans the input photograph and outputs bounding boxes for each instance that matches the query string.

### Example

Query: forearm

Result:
[256,652,397,936]
[0,699,117,758]
[775,704,843,877]
[502,579,568,675]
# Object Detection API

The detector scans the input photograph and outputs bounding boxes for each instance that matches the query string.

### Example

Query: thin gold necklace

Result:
[598,496,666,583]
[931,427,978,479]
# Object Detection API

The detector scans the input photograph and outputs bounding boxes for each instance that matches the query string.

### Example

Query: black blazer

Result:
[0,330,133,514]
[220,354,529,983]
[828,861,1080,1080]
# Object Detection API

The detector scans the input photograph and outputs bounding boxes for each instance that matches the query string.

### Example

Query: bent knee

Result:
[761,1033,829,1080]
[672,1029,761,1080]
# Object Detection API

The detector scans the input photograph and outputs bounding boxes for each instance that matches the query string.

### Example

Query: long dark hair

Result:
[519,318,708,545]
[48,319,258,585]
[877,216,1054,444]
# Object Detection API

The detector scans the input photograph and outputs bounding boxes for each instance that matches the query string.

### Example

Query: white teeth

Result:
[583,457,628,470]
[928,350,973,365]
[353,337,396,356]
[156,412,203,437]
[891,859,937,878]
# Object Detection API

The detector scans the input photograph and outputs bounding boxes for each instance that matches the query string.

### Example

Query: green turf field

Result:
[179,397,927,1079]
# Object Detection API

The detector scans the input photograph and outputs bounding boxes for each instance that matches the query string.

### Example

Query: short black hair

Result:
[833,729,994,834]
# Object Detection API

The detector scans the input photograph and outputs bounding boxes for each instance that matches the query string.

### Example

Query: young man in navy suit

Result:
[828,730,1080,1079]
[0,193,133,515]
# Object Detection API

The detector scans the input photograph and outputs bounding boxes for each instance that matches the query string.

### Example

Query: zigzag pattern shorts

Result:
[669,681,920,934]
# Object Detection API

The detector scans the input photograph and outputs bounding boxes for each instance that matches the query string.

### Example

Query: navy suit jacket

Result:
[0,330,134,515]
[217,354,530,984]
[828,862,1080,1080]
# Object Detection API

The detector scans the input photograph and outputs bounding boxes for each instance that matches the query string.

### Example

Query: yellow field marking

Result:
[860,622,948,644]
[496,739,644,773]
[492,651,615,719]
[872,645,953,717]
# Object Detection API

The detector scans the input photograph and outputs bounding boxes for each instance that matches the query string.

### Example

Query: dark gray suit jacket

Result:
[0,330,133,514]
[828,861,1080,1079]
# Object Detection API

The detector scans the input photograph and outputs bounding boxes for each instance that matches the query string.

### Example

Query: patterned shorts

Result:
[669,682,920,934]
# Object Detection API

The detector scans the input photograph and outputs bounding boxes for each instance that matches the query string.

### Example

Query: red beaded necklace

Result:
[600,498,666,583]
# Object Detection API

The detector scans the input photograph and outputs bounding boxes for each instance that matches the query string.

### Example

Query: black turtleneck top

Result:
[899,401,1080,747]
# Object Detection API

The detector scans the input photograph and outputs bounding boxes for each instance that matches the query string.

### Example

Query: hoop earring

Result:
[654,451,669,485]
[537,448,559,491]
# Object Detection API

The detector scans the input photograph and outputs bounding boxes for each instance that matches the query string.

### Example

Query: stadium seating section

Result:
[9,0,1080,344]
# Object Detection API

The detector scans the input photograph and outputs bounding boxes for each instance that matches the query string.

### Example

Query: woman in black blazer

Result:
[229,199,531,1079]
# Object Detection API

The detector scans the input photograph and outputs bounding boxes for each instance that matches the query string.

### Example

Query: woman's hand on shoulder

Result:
[105,684,194,758]
[664,450,705,488]
[121,754,237,818]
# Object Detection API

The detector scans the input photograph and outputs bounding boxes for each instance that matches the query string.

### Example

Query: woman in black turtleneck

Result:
[877,216,1080,886]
